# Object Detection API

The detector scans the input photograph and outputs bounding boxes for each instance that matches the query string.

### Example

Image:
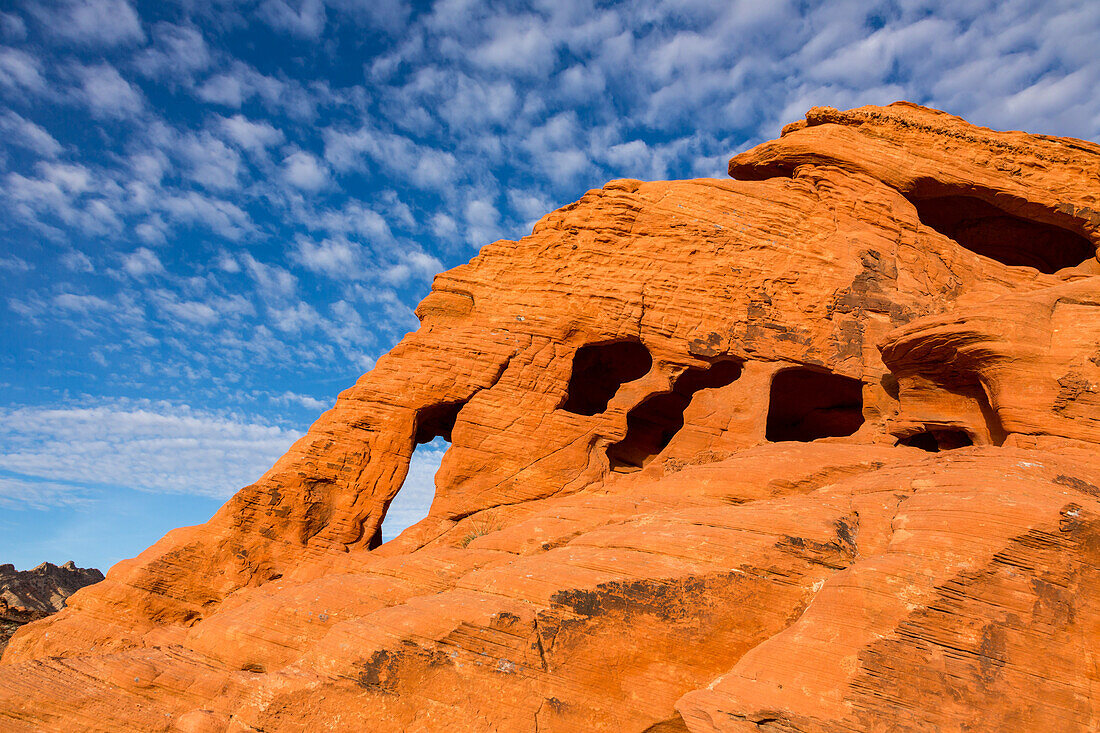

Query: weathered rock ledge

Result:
[1,103,1098,732]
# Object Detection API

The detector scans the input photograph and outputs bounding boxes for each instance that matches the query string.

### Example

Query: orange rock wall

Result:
[2,103,1099,732]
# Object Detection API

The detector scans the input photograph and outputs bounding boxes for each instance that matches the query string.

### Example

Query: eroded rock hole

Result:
[909,194,1094,274]
[561,340,653,416]
[607,359,743,472]
[766,368,864,442]
[414,401,464,444]
[899,429,974,452]
[377,401,465,546]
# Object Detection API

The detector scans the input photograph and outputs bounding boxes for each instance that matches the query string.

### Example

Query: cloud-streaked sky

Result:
[2,0,1098,572]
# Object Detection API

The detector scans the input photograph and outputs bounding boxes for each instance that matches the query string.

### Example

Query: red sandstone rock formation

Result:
[2,103,1098,732]
[0,562,103,655]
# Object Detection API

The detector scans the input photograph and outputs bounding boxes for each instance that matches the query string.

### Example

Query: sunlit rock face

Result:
[2,103,1099,732]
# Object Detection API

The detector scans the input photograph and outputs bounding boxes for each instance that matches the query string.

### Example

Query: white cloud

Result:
[507,190,554,224]
[410,148,457,189]
[241,253,298,300]
[429,212,458,240]
[306,201,395,242]
[39,162,92,194]
[0,255,31,272]
[122,247,164,278]
[53,292,112,312]
[327,0,410,32]
[464,197,500,246]
[216,252,241,273]
[269,301,320,333]
[134,216,168,244]
[0,12,27,42]
[381,249,442,284]
[218,114,285,151]
[259,0,327,39]
[470,15,557,75]
[0,402,301,500]
[437,74,519,131]
[322,125,457,190]
[129,151,167,184]
[134,22,210,81]
[159,192,252,240]
[272,390,329,411]
[77,63,144,119]
[61,250,94,273]
[282,149,329,191]
[196,72,245,107]
[149,289,254,327]
[556,63,606,103]
[194,61,315,120]
[293,235,361,278]
[0,476,90,510]
[178,132,241,191]
[0,111,61,157]
[0,46,46,93]
[33,0,145,47]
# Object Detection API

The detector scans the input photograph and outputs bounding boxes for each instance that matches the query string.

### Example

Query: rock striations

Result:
[2,103,1099,732]
[0,562,103,655]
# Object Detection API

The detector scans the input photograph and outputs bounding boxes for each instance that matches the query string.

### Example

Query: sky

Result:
[1,0,1098,572]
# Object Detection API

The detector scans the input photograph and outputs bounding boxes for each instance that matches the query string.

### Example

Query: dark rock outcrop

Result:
[0,562,103,654]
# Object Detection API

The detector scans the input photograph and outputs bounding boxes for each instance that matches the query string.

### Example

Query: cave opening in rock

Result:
[607,359,743,472]
[377,401,465,546]
[898,428,974,452]
[908,194,1094,274]
[766,368,864,442]
[560,340,653,416]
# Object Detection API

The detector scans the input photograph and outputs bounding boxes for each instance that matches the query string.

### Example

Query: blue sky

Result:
[1,0,1098,572]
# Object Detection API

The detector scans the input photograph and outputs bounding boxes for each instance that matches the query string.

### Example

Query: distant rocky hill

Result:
[0,562,103,654]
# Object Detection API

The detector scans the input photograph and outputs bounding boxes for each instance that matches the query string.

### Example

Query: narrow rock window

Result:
[908,194,1094,274]
[607,359,743,472]
[766,368,864,442]
[560,340,653,416]
[898,428,974,452]
[377,401,464,545]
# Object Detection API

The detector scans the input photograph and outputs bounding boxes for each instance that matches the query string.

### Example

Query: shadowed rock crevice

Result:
[414,400,465,444]
[561,340,653,416]
[898,428,974,452]
[907,194,1094,273]
[766,368,864,442]
[607,359,743,472]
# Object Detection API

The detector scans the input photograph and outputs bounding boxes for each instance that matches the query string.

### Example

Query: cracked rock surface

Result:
[2,103,1099,732]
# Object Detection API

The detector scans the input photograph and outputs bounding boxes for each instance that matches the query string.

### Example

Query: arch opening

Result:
[908,194,1094,274]
[561,340,653,416]
[766,368,864,442]
[376,400,465,547]
[607,359,743,472]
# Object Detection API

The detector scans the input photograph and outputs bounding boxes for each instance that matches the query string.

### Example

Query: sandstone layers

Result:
[0,562,103,655]
[2,103,1099,732]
